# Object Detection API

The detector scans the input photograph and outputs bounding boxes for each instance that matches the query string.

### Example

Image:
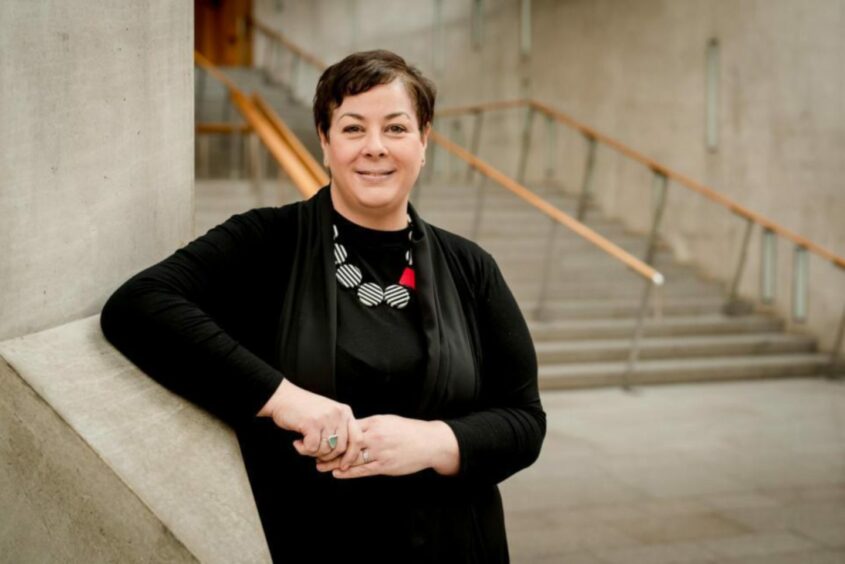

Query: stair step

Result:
[538,353,831,389]
[535,333,816,363]
[510,280,724,300]
[528,314,784,341]
[519,296,725,319]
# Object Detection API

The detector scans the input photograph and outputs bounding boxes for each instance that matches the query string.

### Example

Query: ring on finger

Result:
[361,449,370,464]
[324,433,338,450]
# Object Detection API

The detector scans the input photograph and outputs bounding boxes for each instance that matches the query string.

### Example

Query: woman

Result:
[101,50,545,563]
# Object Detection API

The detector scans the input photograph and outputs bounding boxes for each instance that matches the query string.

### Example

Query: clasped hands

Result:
[258,379,459,478]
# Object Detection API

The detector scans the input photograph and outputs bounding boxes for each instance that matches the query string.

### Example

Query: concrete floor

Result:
[196,178,845,563]
[503,379,845,563]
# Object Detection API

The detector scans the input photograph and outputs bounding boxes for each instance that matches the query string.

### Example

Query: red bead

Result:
[399,267,416,289]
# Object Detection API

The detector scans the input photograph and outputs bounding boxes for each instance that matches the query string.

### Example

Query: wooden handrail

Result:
[229,91,320,198]
[251,94,329,187]
[194,51,240,93]
[248,17,327,71]
[439,98,845,270]
[194,51,320,199]
[430,130,665,285]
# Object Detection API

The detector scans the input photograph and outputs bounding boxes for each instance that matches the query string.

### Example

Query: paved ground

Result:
[503,378,845,563]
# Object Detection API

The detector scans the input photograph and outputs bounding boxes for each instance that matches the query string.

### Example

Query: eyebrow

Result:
[338,111,412,121]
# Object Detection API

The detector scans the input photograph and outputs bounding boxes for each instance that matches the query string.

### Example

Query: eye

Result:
[387,124,408,134]
[342,124,363,134]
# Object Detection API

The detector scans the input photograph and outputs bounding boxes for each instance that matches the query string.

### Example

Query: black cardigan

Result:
[100,187,545,563]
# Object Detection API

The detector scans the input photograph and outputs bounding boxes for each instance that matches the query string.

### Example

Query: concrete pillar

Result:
[0,0,195,341]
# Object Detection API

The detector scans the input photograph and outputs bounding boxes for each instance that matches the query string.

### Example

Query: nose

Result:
[362,131,387,158]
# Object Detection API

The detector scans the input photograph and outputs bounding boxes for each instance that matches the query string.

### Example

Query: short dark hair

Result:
[313,50,436,137]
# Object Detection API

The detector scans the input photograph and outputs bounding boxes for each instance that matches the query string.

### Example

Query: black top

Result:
[332,210,426,418]
[100,189,545,563]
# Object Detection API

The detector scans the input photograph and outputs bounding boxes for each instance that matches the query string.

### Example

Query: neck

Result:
[329,186,409,231]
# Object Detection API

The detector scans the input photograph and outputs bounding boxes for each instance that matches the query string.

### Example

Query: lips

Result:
[356,170,395,177]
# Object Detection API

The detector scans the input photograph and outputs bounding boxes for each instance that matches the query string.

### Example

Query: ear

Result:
[318,130,330,168]
[420,123,431,152]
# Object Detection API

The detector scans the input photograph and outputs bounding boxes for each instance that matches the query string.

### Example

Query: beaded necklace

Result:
[332,217,416,309]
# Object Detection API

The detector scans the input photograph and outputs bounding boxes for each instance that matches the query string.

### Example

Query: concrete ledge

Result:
[0,316,270,563]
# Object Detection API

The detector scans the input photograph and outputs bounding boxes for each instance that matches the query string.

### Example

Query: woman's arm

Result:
[100,209,286,426]
[320,253,545,482]
[441,254,546,484]
[102,207,365,461]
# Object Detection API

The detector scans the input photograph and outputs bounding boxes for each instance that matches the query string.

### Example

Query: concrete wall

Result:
[0,0,194,341]
[256,0,845,349]
[0,316,271,563]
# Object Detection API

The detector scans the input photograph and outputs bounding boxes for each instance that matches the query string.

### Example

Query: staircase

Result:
[195,68,831,390]
[414,181,829,389]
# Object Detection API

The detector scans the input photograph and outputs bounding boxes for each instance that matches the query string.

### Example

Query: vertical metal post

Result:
[520,0,532,58]
[544,114,556,185]
[449,119,463,179]
[706,38,720,152]
[576,136,597,221]
[229,128,241,179]
[289,55,301,100]
[830,302,845,379]
[432,0,444,74]
[517,106,535,184]
[466,111,484,183]
[470,177,487,241]
[761,228,777,303]
[724,217,754,315]
[196,67,207,123]
[221,88,232,122]
[348,0,359,50]
[792,245,809,322]
[248,132,263,203]
[471,0,485,49]
[534,219,559,320]
[624,278,655,390]
[425,118,438,186]
[198,135,210,178]
[643,171,669,265]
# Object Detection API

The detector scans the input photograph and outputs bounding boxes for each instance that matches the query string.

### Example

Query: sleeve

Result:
[443,254,546,485]
[100,209,286,427]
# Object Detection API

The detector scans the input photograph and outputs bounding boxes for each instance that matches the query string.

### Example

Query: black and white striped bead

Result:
[357,283,384,307]
[336,264,362,288]
[384,285,410,309]
[333,242,347,265]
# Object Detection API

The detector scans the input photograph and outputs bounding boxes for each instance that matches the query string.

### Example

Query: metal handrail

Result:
[430,132,663,285]
[441,98,845,271]
[438,98,845,377]
[194,51,320,199]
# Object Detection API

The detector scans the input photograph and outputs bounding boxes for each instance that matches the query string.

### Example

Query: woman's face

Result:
[320,80,429,230]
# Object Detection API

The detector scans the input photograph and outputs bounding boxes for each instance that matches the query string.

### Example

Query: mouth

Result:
[355,169,395,179]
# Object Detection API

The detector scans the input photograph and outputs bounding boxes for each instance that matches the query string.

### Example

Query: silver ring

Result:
[362,449,370,463]
[326,434,338,449]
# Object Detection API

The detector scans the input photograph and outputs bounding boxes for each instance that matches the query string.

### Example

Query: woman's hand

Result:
[258,380,363,464]
[315,415,460,478]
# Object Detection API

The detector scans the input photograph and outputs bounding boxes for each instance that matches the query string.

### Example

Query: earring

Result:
[421,158,426,167]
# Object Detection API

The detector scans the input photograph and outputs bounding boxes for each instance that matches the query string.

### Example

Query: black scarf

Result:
[272,186,478,419]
